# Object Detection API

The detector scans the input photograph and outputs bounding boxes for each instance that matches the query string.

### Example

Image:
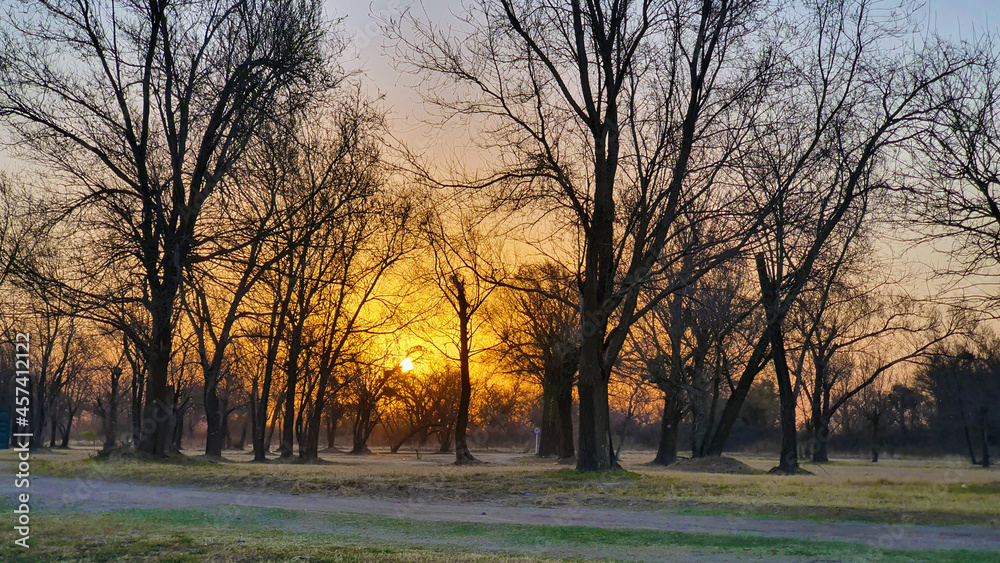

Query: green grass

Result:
[0,508,549,562]
[12,448,1000,528]
[0,505,995,562]
[949,482,1000,495]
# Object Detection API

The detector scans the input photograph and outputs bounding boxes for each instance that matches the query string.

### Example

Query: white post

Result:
[534,427,541,454]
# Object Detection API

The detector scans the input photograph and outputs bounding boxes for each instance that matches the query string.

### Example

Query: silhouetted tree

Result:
[0,0,333,456]
[731,0,966,473]
[423,211,498,464]
[917,341,1000,467]
[390,0,773,470]
[494,263,578,459]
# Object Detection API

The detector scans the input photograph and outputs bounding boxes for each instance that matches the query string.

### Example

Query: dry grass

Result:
[11,446,999,527]
[661,456,762,474]
[1,504,993,562]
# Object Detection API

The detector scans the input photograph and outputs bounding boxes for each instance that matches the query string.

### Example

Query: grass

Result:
[15,447,999,528]
[0,504,995,562]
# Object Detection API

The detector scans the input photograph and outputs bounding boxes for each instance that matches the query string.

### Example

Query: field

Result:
[0,447,997,561]
[24,447,1000,526]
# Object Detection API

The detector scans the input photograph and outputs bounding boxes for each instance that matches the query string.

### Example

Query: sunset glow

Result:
[1,0,997,557]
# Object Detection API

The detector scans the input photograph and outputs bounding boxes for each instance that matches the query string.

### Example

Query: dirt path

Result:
[9,476,999,554]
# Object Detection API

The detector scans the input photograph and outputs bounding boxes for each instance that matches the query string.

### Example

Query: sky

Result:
[324,0,1000,304]
[328,0,998,150]
[3,0,994,172]
[2,0,996,299]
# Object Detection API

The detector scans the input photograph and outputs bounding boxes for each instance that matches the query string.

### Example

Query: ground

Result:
[0,447,996,561]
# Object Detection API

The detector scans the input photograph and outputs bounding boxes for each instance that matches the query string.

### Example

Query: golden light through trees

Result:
[399,358,415,373]
[0,0,998,479]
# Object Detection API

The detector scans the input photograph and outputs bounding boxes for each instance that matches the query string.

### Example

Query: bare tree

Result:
[53,355,93,448]
[182,164,291,457]
[229,96,412,461]
[912,35,1000,310]
[386,364,460,454]
[15,285,81,449]
[423,211,499,464]
[493,263,578,459]
[166,334,199,452]
[296,179,415,461]
[790,235,963,463]
[855,373,892,463]
[346,358,401,454]
[917,338,1000,467]
[629,253,758,464]
[94,334,129,453]
[0,0,333,456]
[718,0,967,473]
[474,377,530,450]
[388,0,774,470]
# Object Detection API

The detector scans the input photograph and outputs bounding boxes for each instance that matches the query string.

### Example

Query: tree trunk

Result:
[172,405,185,452]
[204,385,224,457]
[280,335,303,458]
[652,392,683,465]
[49,413,57,448]
[351,407,372,454]
[697,348,724,458]
[870,412,880,463]
[131,363,144,446]
[452,277,477,464]
[294,391,308,452]
[221,404,231,450]
[555,382,575,459]
[811,414,830,463]
[809,358,829,462]
[577,337,614,471]
[250,373,269,461]
[982,407,991,469]
[537,384,558,457]
[688,376,711,457]
[960,398,979,465]
[299,365,336,462]
[575,116,619,473]
[235,419,248,450]
[299,410,319,460]
[30,374,44,450]
[266,400,282,455]
[326,411,338,449]
[437,427,452,453]
[60,411,74,448]
[756,254,798,474]
[391,424,430,453]
[103,368,121,452]
[705,333,769,456]
[809,391,829,463]
[683,329,711,458]
[813,386,832,463]
[770,324,798,473]
[137,310,175,456]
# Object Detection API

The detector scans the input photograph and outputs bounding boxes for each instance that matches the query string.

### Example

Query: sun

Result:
[399,357,415,373]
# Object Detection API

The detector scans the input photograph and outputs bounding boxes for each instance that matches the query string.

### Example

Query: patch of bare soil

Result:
[665,456,764,475]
